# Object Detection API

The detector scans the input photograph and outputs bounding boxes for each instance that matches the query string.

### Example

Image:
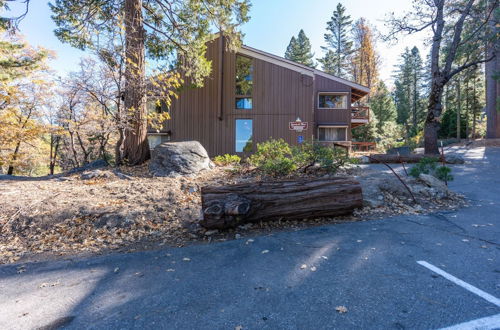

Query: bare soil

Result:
[0,163,465,264]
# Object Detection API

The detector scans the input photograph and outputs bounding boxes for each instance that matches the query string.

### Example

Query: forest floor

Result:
[0,161,465,264]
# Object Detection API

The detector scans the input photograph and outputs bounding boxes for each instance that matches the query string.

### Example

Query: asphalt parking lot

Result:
[1,147,499,330]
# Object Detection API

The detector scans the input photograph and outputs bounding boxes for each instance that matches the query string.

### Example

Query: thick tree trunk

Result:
[456,78,461,140]
[366,153,452,164]
[485,0,500,138]
[200,178,363,229]
[122,0,150,165]
[424,81,445,155]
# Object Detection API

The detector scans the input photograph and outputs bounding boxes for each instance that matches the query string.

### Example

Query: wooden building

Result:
[147,36,370,156]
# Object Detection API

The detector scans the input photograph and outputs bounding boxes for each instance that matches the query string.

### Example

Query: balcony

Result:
[351,106,370,127]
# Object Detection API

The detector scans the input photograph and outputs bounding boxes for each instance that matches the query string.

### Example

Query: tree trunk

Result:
[456,77,461,140]
[485,0,500,138]
[7,142,21,175]
[200,178,363,229]
[122,0,150,165]
[424,80,445,154]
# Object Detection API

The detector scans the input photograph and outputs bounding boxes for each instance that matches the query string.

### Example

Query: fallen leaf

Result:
[114,267,119,273]
[335,306,348,313]
[182,257,191,261]
[261,250,269,254]
[321,256,328,260]
[310,266,317,272]
[300,264,307,270]
[235,326,243,330]
[462,239,469,242]
[166,268,175,272]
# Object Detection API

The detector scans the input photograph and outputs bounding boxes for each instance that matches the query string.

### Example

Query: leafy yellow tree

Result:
[350,18,379,92]
[0,31,52,175]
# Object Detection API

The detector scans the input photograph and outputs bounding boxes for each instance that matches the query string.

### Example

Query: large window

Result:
[318,93,348,109]
[235,119,253,152]
[235,55,253,110]
[318,126,347,141]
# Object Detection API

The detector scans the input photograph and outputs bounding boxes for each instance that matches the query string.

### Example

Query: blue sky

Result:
[12,0,428,84]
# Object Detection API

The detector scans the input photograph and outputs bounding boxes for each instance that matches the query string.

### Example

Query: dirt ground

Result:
[0,163,465,264]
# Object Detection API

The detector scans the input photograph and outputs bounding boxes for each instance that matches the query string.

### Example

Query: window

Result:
[318,126,347,141]
[147,99,163,114]
[318,93,348,109]
[235,119,253,152]
[235,55,253,110]
[147,133,170,149]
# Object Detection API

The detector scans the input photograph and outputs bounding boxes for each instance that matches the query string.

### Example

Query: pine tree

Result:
[50,0,250,165]
[284,29,315,68]
[370,81,396,131]
[393,46,426,138]
[318,3,353,78]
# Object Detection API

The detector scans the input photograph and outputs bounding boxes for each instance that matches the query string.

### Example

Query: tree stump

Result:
[200,177,363,229]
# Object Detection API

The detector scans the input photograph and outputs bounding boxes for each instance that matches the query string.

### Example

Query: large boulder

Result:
[149,141,212,177]
[445,154,465,164]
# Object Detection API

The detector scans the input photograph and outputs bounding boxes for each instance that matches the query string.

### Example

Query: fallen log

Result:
[200,177,363,229]
[367,154,445,164]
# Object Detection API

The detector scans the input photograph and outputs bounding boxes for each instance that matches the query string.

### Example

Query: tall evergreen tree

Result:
[318,3,353,78]
[370,81,396,131]
[393,46,426,138]
[50,0,250,165]
[284,29,315,68]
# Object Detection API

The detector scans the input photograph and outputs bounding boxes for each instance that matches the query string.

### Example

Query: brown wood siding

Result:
[159,37,315,156]
[314,75,352,140]
[155,37,363,156]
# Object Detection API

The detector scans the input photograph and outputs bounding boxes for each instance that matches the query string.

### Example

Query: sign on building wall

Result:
[289,121,308,132]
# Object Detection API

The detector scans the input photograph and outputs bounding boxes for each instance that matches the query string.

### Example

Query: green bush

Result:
[213,154,241,166]
[409,157,438,178]
[249,139,349,176]
[249,139,297,176]
[409,157,453,182]
[435,166,454,182]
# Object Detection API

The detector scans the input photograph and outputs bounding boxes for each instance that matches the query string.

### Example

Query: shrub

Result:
[409,157,438,178]
[293,143,349,173]
[435,166,454,182]
[213,154,241,166]
[249,139,297,176]
[409,157,453,182]
[249,139,349,176]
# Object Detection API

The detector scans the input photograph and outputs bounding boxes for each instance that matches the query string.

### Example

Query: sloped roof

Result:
[239,44,370,98]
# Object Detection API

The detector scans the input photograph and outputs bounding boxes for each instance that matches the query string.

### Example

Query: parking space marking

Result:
[439,313,500,330]
[417,261,500,307]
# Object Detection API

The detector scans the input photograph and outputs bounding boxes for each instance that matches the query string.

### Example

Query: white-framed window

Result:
[317,126,348,142]
[147,133,170,149]
[318,92,348,109]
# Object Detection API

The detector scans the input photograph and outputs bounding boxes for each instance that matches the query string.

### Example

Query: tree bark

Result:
[456,77,461,140]
[365,153,453,164]
[486,0,500,138]
[122,0,150,165]
[200,178,363,229]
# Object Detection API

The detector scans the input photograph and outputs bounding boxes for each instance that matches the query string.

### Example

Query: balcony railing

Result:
[351,106,370,120]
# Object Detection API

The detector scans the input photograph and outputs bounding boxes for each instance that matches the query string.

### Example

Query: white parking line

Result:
[439,313,500,330]
[417,261,500,307]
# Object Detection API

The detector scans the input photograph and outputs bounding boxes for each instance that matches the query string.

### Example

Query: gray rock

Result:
[361,181,385,207]
[149,141,212,177]
[204,229,219,236]
[387,146,411,156]
[419,173,449,197]
[359,156,370,164]
[445,154,465,164]
[95,213,134,228]
[80,170,113,180]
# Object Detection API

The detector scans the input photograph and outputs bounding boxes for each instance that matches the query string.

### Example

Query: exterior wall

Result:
[154,37,360,156]
[314,75,352,140]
